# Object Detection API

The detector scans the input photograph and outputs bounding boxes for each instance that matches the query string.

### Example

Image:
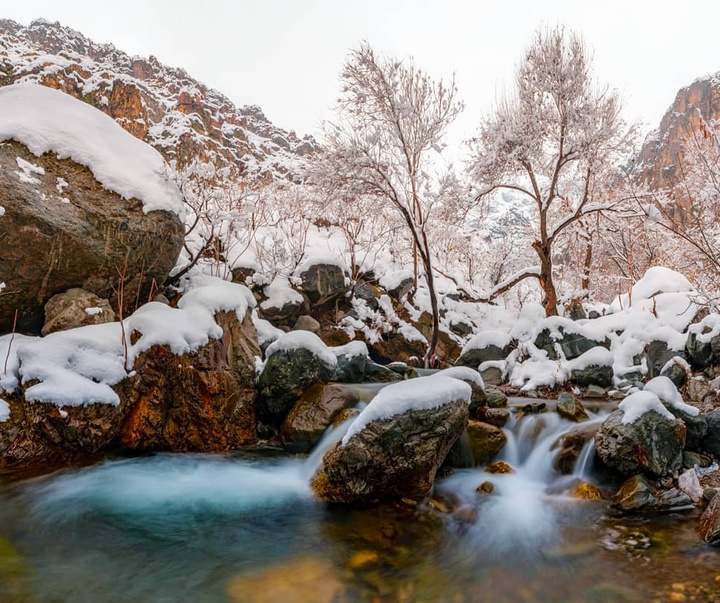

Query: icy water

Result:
[0,415,719,603]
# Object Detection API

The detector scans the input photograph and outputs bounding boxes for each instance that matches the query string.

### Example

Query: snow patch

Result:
[618,390,676,425]
[0,398,9,422]
[431,366,484,388]
[264,331,337,368]
[643,376,699,416]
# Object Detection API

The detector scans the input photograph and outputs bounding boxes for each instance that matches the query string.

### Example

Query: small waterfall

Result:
[573,439,597,481]
[440,409,608,552]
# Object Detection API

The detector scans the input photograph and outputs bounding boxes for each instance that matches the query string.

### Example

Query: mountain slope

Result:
[0,18,315,181]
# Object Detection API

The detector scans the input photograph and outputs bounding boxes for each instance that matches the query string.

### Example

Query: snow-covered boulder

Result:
[311,376,470,503]
[456,330,513,369]
[533,317,608,361]
[431,366,487,411]
[686,314,720,369]
[331,341,369,383]
[259,277,307,326]
[594,391,686,478]
[257,331,337,427]
[644,376,706,450]
[0,84,184,334]
[567,347,614,388]
[41,288,115,336]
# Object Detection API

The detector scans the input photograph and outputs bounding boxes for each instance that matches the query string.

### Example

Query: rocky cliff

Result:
[0,18,315,182]
[636,73,720,193]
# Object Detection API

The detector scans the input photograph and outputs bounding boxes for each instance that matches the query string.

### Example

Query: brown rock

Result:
[485,461,514,474]
[41,288,115,335]
[572,482,603,500]
[280,384,360,453]
[465,420,507,465]
[699,491,720,545]
[0,140,184,334]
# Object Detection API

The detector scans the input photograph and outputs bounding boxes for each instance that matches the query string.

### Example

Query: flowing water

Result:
[0,411,718,603]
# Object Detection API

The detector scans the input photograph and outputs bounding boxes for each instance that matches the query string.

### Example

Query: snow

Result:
[259,277,304,311]
[0,83,183,217]
[610,267,694,312]
[342,376,471,445]
[379,270,414,293]
[264,331,337,368]
[566,346,613,371]
[643,376,699,416]
[0,398,9,422]
[15,156,45,184]
[253,313,284,348]
[689,313,720,343]
[618,390,676,425]
[431,366,485,388]
[84,307,104,316]
[0,278,255,406]
[460,330,512,356]
[331,340,369,360]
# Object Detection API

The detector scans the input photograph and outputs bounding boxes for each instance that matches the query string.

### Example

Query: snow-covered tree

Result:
[469,27,636,315]
[318,42,463,365]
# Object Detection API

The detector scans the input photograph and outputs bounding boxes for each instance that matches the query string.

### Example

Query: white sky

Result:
[4,1,720,150]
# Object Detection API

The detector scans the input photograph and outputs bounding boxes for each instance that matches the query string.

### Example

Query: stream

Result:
[0,409,718,602]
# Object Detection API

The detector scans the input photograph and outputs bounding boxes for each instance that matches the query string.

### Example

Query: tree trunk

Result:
[533,241,558,317]
[581,238,593,295]
[419,234,440,368]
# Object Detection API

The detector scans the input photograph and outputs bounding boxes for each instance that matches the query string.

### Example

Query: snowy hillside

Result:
[0,18,315,182]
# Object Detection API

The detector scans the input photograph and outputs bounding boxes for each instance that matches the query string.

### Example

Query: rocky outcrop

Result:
[0,19,316,181]
[311,393,469,503]
[0,307,260,470]
[41,288,115,335]
[595,409,685,478]
[0,140,184,334]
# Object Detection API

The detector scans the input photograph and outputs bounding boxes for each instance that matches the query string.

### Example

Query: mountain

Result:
[635,73,720,193]
[0,18,315,182]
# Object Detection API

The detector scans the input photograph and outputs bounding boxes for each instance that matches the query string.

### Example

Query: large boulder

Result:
[280,384,360,453]
[465,420,507,465]
[0,134,183,334]
[701,409,720,459]
[298,263,348,305]
[311,376,470,503]
[257,332,337,427]
[595,392,686,478]
[686,316,720,369]
[644,376,707,450]
[331,341,369,383]
[534,320,608,361]
[456,331,513,369]
[41,288,115,335]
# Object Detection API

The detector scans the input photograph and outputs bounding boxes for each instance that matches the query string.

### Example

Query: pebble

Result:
[668,593,686,602]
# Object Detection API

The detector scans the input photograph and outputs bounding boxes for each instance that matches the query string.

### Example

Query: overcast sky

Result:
[4,1,720,148]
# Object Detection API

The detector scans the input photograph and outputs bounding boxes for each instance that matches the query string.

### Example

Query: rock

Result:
[646,341,686,381]
[230,265,256,286]
[678,468,703,503]
[534,326,607,361]
[331,342,369,383]
[41,288,115,335]
[556,393,590,422]
[477,481,495,494]
[553,422,600,474]
[293,315,320,334]
[484,389,508,409]
[583,385,607,399]
[456,334,513,369]
[259,297,307,326]
[0,139,184,334]
[663,404,707,451]
[686,329,720,369]
[686,378,711,404]
[119,310,259,452]
[485,460,514,474]
[364,362,403,383]
[385,276,413,300]
[660,357,689,388]
[280,384,360,453]
[614,474,692,512]
[367,329,427,366]
[479,365,504,386]
[472,406,511,428]
[298,263,347,305]
[331,407,360,428]
[353,282,379,310]
[311,399,468,503]
[448,319,473,338]
[702,409,720,459]
[595,409,685,478]
[682,451,712,469]
[465,420,507,465]
[572,482,603,500]
[699,493,720,545]
[569,364,613,388]
[257,341,336,428]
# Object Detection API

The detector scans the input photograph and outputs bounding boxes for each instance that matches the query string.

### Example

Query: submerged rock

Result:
[311,377,470,503]
[614,474,692,512]
[553,422,600,474]
[595,408,685,478]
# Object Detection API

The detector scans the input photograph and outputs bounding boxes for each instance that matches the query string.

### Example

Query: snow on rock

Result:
[0,398,10,422]
[0,83,183,217]
[644,376,700,416]
[265,331,337,368]
[0,278,255,407]
[689,313,720,343]
[259,276,304,311]
[253,313,284,348]
[431,366,485,388]
[331,340,369,360]
[460,330,512,356]
[610,267,694,313]
[618,390,676,425]
[379,270,414,294]
[342,376,471,445]
[566,346,614,371]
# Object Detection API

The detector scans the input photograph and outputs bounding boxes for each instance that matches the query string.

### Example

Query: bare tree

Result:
[318,42,463,365]
[470,27,636,316]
